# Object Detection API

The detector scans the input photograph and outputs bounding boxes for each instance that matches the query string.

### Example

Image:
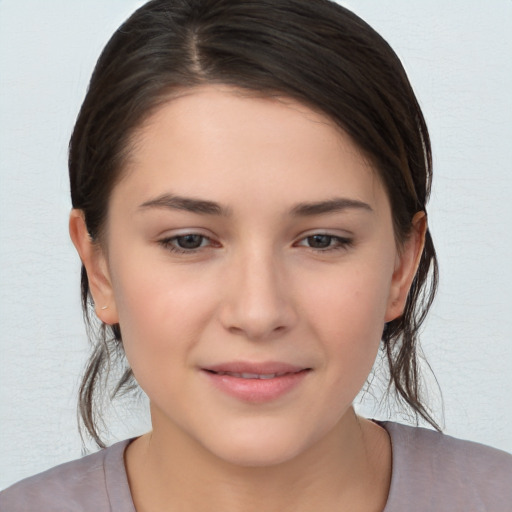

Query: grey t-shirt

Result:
[1,422,511,511]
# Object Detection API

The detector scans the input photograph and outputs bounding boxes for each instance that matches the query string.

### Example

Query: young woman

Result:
[1,0,511,510]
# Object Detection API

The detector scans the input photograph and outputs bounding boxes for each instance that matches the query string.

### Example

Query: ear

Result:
[384,212,427,322]
[69,209,119,325]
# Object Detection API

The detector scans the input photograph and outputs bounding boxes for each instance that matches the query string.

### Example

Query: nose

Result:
[219,248,298,341]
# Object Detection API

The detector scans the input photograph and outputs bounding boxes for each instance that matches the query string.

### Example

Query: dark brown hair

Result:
[70,0,440,447]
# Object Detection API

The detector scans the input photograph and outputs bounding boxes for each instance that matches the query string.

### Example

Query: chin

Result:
[198,418,327,468]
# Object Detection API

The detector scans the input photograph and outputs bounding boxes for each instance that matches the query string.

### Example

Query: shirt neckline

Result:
[105,421,400,512]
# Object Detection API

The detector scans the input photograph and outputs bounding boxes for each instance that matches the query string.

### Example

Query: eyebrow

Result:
[139,194,231,216]
[290,198,373,216]
[139,194,373,217]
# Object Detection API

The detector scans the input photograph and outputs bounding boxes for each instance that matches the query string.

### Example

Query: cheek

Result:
[302,262,392,340]
[109,255,219,370]
[299,260,393,381]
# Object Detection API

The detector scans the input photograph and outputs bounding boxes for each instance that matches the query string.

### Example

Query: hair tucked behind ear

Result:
[382,229,440,429]
[70,0,441,447]
[77,274,131,448]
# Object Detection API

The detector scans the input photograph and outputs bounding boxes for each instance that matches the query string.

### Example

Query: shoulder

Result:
[0,439,133,512]
[381,421,512,512]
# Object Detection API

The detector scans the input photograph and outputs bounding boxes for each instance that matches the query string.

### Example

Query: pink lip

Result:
[205,361,306,375]
[201,361,311,403]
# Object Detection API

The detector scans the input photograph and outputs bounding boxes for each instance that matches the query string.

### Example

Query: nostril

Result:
[218,281,298,340]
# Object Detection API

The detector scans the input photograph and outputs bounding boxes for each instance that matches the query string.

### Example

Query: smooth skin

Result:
[70,86,426,512]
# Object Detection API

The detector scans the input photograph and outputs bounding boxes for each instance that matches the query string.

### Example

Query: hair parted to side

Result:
[70,0,440,448]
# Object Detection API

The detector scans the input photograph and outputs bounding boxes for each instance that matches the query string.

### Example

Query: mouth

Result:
[201,362,311,403]
[205,371,294,380]
[203,361,309,375]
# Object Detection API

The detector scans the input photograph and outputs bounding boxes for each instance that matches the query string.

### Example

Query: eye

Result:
[159,233,216,253]
[296,234,352,251]
[306,234,334,249]
[174,234,206,249]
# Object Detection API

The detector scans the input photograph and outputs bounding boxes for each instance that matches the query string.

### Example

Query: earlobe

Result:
[384,212,427,322]
[69,210,119,325]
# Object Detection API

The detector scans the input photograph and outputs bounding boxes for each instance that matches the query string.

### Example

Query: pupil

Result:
[177,235,203,249]
[309,235,332,248]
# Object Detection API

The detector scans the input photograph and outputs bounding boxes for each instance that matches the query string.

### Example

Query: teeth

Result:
[216,371,282,379]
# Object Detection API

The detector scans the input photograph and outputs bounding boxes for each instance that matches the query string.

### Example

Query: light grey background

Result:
[1,0,511,490]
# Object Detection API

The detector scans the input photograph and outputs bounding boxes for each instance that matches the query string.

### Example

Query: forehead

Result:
[114,86,388,216]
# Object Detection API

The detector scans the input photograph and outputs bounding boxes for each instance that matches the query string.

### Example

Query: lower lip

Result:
[202,370,310,403]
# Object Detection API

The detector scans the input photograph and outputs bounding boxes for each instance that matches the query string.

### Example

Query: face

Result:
[72,86,423,466]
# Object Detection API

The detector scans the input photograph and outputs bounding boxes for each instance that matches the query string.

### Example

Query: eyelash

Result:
[295,234,353,252]
[158,233,353,254]
[159,234,216,254]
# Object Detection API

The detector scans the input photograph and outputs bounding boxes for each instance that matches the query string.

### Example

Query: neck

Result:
[125,407,391,512]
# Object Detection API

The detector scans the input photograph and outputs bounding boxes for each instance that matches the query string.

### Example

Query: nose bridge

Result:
[220,242,295,339]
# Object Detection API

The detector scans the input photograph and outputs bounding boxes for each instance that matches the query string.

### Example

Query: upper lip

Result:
[202,361,308,375]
